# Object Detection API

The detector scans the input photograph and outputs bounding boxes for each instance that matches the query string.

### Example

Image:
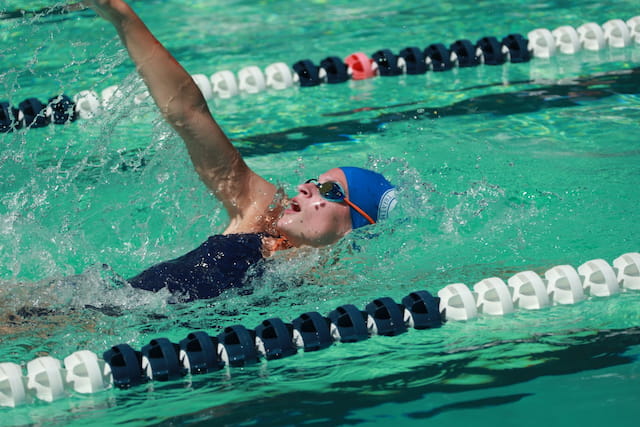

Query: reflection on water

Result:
[238,67,640,154]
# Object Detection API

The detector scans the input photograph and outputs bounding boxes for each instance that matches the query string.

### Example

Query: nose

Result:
[297,181,316,198]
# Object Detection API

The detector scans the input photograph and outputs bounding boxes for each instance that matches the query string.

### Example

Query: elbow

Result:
[161,98,210,132]
[157,78,210,128]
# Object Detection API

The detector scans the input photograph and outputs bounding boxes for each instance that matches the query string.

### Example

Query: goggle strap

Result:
[344,198,376,225]
[307,178,376,225]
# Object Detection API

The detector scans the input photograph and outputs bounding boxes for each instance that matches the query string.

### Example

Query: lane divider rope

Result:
[0,252,638,407]
[1,17,639,132]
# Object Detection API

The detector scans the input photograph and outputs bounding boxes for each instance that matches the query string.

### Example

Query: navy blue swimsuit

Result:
[127,233,265,301]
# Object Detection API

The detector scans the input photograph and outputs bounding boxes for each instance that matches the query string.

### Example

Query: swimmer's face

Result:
[277,168,352,247]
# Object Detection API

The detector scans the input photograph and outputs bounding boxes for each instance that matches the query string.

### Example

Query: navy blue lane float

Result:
[449,39,480,67]
[179,331,224,374]
[0,95,77,133]
[102,344,146,389]
[292,311,333,351]
[398,47,427,74]
[424,43,454,71]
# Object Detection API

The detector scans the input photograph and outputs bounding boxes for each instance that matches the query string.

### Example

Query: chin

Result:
[277,219,347,248]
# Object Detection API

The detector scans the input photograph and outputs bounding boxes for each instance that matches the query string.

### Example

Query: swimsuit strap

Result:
[262,234,293,255]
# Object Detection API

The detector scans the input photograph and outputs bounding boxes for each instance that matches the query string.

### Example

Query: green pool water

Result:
[1,0,639,425]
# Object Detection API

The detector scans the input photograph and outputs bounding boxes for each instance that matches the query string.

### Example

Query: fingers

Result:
[65,2,88,12]
[81,0,130,24]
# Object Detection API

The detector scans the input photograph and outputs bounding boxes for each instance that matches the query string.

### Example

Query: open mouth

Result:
[290,200,301,212]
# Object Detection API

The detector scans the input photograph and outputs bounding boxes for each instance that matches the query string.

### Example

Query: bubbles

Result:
[0,261,177,362]
[1,264,167,312]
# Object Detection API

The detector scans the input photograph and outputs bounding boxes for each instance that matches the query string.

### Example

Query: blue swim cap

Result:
[339,166,397,229]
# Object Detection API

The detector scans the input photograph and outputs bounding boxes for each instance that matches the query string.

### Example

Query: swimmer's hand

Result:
[82,0,132,24]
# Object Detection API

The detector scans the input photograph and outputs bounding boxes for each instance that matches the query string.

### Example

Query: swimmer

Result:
[82,0,397,301]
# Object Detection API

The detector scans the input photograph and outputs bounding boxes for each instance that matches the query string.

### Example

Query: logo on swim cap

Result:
[377,188,397,221]
[339,166,396,229]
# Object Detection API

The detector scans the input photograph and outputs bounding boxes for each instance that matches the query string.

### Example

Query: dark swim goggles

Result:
[305,179,375,225]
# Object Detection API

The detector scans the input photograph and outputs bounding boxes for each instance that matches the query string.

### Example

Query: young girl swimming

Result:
[82,0,397,300]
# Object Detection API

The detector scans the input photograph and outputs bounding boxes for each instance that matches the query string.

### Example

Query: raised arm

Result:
[83,0,279,233]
